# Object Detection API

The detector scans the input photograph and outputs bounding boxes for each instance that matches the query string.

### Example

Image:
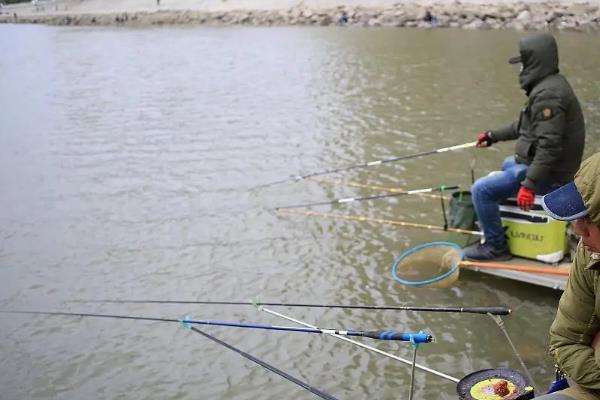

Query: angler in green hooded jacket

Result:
[537,152,600,399]
[466,33,585,262]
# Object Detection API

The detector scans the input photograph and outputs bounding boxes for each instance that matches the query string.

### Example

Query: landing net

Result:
[392,242,464,287]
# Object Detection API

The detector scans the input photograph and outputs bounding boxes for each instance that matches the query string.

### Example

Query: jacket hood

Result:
[517,33,559,92]
[575,153,600,227]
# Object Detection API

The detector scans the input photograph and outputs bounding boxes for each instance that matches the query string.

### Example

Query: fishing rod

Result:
[307,178,452,200]
[251,141,477,190]
[70,299,511,316]
[260,307,460,384]
[0,310,431,343]
[0,311,338,400]
[275,185,459,210]
[260,308,430,400]
[188,326,339,400]
[260,306,542,396]
[278,208,483,236]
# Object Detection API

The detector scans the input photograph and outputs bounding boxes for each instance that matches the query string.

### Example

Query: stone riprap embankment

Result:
[1,2,600,32]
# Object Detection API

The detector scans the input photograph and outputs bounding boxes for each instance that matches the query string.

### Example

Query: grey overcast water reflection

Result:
[1,24,599,399]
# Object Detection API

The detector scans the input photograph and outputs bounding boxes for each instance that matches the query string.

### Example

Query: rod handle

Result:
[460,307,511,315]
[364,331,432,343]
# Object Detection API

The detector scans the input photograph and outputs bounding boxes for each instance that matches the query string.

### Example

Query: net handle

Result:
[460,260,570,276]
[392,242,464,286]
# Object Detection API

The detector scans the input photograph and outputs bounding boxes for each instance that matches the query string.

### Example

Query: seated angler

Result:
[534,152,600,399]
[465,32,585,261]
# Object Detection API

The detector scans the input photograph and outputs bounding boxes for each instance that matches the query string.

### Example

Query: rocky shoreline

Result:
[1,2,600,32]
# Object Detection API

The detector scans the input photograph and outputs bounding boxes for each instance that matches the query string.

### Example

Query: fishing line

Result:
[0,310,179,323]
[488,313,539,393]
[470,158,477,185]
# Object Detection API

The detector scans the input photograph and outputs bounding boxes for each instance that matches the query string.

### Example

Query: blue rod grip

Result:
[365,331,432,343]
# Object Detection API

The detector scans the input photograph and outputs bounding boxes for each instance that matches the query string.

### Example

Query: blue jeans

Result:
[471,156,558,247]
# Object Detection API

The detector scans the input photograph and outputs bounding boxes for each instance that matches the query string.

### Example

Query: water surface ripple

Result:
[1,25,599,399]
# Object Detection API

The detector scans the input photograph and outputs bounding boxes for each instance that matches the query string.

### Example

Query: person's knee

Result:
[502,156,516,170]
[471,179,488,200]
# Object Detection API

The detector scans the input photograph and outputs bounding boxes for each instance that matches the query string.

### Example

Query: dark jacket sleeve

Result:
[549,244,600,390]
[522,90,566,189]
[491,121,519,142]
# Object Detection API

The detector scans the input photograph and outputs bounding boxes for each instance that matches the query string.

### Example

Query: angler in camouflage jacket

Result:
[538,153,600,399]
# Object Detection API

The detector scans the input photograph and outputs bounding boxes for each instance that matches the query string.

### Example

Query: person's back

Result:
[534,72,585,181]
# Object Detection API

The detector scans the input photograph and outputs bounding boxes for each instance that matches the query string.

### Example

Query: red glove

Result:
[476,131,493,148]
[517,186,535,211]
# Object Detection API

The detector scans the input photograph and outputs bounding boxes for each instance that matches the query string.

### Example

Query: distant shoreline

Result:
[1,1,600,32]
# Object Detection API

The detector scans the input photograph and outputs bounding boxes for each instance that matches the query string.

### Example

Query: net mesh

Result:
[392,242,463,287]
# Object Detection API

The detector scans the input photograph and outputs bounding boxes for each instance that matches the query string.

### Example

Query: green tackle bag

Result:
[449,191,476,231]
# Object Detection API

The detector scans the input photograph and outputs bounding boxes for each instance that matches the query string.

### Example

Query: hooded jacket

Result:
[491,33,585,191]
[548,153,600,398]
[549,243,600,398]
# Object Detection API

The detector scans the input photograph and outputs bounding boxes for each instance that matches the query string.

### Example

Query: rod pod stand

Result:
[408,336,420,400]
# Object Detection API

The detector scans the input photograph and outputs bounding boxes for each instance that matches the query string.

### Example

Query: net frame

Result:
[391,241,464,287]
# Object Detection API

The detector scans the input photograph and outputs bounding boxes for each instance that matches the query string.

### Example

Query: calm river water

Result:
[1,24,599,399]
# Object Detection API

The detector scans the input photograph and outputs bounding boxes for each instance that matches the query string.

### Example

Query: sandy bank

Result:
[1,0,600,32]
